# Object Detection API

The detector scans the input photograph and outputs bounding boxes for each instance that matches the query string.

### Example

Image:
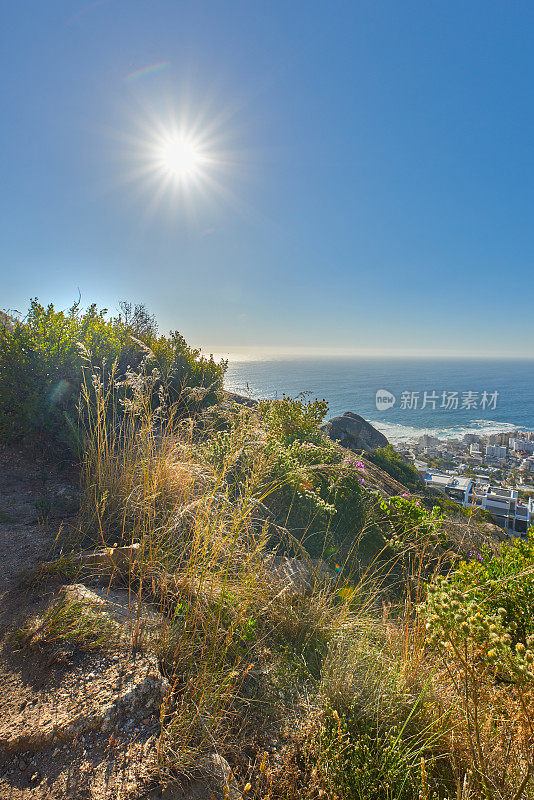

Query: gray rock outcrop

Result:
[321,412,388,452]
[59,583,165,642]
[223,391,258,408]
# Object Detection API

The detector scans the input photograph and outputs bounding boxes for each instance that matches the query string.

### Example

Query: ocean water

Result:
[224,358,534,443]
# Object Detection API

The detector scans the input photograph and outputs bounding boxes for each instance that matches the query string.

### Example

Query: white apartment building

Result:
[486,444,507,460]
[510,438,534,454]
[422,471,534,535]
[469,485,534,534]
[422,472,473,504]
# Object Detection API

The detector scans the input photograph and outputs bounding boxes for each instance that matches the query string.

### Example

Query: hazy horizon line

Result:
[205,346,534,362]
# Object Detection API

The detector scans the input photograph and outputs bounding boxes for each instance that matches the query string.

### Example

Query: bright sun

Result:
[160,137,201,178]
[123,108,232,208]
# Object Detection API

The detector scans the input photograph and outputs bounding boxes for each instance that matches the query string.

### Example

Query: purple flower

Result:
[468,549,483,563]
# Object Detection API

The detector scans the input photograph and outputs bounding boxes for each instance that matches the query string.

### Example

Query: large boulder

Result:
[321,412,388,452]
[223,391,258,408]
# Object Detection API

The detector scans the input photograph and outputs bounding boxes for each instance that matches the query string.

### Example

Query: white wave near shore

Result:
[370,419,527,445]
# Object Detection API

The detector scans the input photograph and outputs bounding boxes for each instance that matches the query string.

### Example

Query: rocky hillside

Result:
[0,310,530,800]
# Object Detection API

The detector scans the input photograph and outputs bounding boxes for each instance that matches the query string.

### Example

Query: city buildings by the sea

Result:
[395,431,534,535]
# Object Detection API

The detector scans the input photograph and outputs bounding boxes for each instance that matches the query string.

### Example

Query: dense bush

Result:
[437,530,534,644]
[259,393,329,445]
[0,299,226,452]
[365,446,494,525]
[259,396,371,560]
[258,398,446,571]
[424,567,534,797]
[312,705,422,800]
[378,494,444,550]
[0,310,14,331]
[366,445,422,492]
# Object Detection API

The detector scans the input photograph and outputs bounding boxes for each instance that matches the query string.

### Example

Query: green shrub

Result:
[437,529,534,644]
[378,495,444,550]
[0,310,14,331]
[259,394,328,445]
[349,494,446,589]
[258,398,444,570]
[312,703,422,800]
[259,398,371,561]
[0,299,226,452]
[424,570,534,797]
[366,445,422,492]
[423,490,493,523]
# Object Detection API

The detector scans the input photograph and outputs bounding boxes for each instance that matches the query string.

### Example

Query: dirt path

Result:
[0,449,163,800]
[0,446,76,598]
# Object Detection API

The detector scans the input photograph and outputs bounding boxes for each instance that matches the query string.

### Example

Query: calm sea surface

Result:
[224,358,534,443]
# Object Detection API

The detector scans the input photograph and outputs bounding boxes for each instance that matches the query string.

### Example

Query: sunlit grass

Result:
[36,352,534,799]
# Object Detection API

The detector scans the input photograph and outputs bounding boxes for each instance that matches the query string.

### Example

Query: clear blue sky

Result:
[2,1,534,357]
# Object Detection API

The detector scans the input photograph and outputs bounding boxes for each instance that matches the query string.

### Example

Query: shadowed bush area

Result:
[0,298,226,452]
[366,444,423,492]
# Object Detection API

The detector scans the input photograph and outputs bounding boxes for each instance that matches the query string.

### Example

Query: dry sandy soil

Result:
[0,447,162,800]
[0,447,70,593]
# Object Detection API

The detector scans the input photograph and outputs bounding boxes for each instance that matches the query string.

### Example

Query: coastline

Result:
[224,356,534,445]
[366,418,530,445]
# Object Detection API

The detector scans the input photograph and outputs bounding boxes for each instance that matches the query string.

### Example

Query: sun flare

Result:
[159,137,201,178]
[117,99,241,214]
